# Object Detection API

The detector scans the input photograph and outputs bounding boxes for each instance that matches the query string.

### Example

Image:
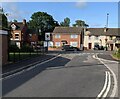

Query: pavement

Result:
[97,54,119,62]
[3,53,58,74]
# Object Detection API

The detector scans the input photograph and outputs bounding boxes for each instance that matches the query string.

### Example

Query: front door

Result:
[88,43,92,49]
[110,44,113,51]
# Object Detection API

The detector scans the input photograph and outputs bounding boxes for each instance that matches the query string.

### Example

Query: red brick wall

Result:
[28,34,38,42]
[0,35,8,65]
[11,30,22,41]
[52,33,81,48]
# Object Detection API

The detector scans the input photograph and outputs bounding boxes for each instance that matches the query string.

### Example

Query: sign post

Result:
[45,33,50,51]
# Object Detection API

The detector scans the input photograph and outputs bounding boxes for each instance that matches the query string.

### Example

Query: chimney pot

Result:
[23,19,26,25]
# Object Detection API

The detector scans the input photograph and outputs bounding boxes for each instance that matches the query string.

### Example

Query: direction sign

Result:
[45,33,50,41]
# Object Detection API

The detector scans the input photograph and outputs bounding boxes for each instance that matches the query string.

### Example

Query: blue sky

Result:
[2,2,118,28]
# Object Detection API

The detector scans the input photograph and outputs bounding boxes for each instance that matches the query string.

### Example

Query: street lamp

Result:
[106,13,109,28]
[105,13,109,51]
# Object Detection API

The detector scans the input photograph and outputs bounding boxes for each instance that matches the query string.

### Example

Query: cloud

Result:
[75,0,87,8]
[2,2,30,21]
[90,23,103,27]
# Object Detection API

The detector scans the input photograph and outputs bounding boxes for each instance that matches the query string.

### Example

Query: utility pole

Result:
[105,13,109,51]
[106,13,109,28]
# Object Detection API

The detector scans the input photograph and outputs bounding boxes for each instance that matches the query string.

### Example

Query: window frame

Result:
[55,34,61,38]
[70,34,78,39]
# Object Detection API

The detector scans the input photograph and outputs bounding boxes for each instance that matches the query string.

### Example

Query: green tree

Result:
[60,17,70,27]
[13,19,18,22]
[0,7,8,29]
[72,20,89,27]
[28,12,59,40]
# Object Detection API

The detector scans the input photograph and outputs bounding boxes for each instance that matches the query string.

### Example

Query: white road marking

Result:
[95,54,118,98]
[1,54,61,80]
[96,71,109,98]
[102,71,111,98]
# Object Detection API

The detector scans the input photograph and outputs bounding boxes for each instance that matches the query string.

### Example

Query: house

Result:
[9,19,39,48]
[52,27,84,50]
[27,29,39,46]
[84,28,120,51]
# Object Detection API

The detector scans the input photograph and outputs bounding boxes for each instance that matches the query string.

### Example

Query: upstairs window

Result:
[15,33,19,40]
[95,36,99,40]
[71,34,78,38]
[89,35,91,40]
[55,34,61,38]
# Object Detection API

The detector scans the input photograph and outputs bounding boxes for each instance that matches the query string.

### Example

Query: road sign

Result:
[45,33,50,41]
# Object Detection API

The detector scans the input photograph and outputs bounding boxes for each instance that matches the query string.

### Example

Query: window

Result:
[89,35,91,40]
[71,34,78,38]
[55,42,61,47]
[109,36,112,40]
[95,36,99,40]
[70,42,78,47]
[29,34,32,39]
[11,24,16,30]
[55,34,60,38]
[15,33,19,40]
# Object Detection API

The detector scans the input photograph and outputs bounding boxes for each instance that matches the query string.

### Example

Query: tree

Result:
[13,19,18,22]
[28,12,59,40]
[72,20,89,27]
[60,17,70,27]
[0,7,8,29]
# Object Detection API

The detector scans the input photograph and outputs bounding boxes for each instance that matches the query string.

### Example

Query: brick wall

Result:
[52,33,81,48]
[0,30,8,65]
[11,30,22,41]
[2,35,8,65]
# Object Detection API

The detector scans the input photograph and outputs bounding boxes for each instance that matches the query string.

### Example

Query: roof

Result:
[53,27,83,34]
[8,22,25,30]
[86,28,120,36]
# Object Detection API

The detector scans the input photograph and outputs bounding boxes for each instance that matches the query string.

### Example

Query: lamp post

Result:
[106,13,109,28]
[105,13,109,51]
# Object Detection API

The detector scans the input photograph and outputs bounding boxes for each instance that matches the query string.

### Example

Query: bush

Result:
[9,45,19,52]
[20,45,34,52]
[117,48,120,54]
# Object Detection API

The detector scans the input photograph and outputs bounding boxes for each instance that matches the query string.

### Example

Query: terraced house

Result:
[84,28,120,50]
[52,27,84,50]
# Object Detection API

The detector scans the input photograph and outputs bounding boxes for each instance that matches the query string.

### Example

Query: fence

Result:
[8,46,47,63]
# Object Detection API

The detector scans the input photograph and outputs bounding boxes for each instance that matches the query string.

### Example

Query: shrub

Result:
[20,45,34,52]
[117,48,120,54]
[9,45,19,52]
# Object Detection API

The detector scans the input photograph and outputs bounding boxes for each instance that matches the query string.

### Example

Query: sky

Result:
[1,1,119,28]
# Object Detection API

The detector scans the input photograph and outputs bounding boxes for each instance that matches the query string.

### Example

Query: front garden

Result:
[8,44,45,62]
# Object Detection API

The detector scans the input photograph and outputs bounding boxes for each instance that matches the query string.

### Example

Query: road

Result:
[2,51,118,97]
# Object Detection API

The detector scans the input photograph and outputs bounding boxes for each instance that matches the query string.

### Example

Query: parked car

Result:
[93,45,104,50]
[62,45,79,51]
[93,44,99,50]
[99,46,104,50]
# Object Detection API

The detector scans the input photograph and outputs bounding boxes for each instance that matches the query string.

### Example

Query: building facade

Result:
[84,28,120,50]
[9,19,39,48]
[52,27,84,49]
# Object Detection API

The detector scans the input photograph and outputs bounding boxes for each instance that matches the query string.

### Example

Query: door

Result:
[88,43,92,49]
[110,44,113,51]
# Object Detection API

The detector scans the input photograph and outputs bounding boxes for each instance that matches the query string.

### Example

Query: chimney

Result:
[23,19,26,25]
[104,27,108,32]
